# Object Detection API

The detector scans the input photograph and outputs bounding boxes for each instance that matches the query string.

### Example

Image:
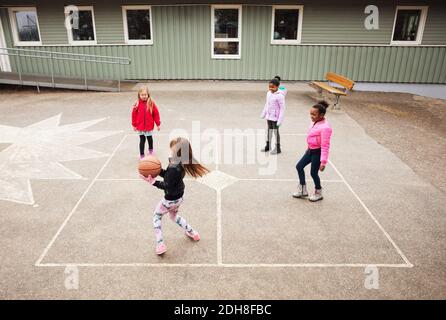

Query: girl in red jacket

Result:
[131,87,161,159]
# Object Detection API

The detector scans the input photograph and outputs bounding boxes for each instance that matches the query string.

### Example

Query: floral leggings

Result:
[153,197,194,245]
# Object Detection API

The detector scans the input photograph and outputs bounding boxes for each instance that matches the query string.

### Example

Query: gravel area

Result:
[339,91,446,194]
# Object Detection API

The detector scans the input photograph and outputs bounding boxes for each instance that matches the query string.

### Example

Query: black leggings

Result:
[139,135,153,155]
[266,120,280,145]
[296,149,321,190]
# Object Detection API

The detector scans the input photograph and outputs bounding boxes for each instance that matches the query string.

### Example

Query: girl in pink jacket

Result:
[293,101,333,202]
[260,76,286,154]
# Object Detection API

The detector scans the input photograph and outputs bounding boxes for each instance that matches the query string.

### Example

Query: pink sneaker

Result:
[139,154,145,160]
[156,243,167,255]
[148,149,155,155]
[186,230,200,241]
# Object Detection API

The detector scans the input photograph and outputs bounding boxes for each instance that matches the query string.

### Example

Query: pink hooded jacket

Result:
[307,119,333,165]
[260,88,286,125]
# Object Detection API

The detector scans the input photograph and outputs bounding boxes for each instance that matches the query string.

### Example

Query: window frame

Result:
[122,5,153,45]
[8,7,42,46]
[64,5,97,46]
[390,5,428,46]
[271,5,303,45]
[211,4,242,60]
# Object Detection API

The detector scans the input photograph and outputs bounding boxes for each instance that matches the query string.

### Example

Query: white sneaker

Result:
[309,189,323,202]
[292,184,308,198]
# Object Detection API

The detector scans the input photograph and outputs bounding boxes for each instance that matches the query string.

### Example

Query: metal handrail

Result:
[0,47,131,91]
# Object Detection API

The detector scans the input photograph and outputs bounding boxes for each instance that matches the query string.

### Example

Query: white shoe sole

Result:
[292,193,308,199]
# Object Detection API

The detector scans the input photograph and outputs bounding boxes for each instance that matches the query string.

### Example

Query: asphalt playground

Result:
[0,82,445,299]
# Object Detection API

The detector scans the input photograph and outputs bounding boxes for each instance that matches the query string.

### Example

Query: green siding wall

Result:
[2,0,446,45]
[1,2,445,83]
[36,2,68,45]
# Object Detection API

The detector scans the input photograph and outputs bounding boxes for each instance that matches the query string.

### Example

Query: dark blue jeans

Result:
[296,149,321,190]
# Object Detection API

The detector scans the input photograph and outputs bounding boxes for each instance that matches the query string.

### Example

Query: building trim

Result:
[8,6,42,46]
[64,5,98,46]
[270,5,303,46]
[0,14,12,71]
[211,4,242,60]
[122,5,153,46]
[390,5,429,46]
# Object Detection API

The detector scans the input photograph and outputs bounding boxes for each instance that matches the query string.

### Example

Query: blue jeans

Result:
[296,149,322,190]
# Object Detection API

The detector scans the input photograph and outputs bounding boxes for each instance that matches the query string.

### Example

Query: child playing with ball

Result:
[293,100,333,202]
[132,87,161,159]
[260,75,286,155]
[140,137,209,255]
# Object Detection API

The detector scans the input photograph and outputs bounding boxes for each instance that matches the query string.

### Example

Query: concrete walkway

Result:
[0,82,444,299]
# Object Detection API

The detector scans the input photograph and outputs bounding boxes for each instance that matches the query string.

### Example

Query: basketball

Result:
[138,155,162,178]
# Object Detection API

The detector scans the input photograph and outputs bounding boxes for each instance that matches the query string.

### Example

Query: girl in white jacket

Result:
[260,76,286,154]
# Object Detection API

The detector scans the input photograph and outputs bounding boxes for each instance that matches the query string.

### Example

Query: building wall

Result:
[1,1,445,82]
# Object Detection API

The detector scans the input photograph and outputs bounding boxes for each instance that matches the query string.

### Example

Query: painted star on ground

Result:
[0,114,121,205]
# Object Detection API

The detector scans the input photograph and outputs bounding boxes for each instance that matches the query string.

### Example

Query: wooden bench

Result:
[309,72,355,109]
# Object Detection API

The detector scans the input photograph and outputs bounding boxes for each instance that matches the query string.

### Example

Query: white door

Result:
[0,14,12,72]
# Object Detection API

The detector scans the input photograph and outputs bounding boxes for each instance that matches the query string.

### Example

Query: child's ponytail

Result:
[169,137,209,178]
[147,96,154,114]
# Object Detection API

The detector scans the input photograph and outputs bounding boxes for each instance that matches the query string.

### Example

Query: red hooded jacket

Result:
[131,99,161,131]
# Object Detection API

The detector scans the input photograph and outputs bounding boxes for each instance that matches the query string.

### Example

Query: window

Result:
[64,6,97,45]
[8,7,42,46]
[122,5,153,45]
[212,5,241,59]
[271,5,303,45]
[391,6,428,45]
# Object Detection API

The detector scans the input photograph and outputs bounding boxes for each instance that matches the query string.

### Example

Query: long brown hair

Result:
[169,137,209,178]
[138,87,154,114]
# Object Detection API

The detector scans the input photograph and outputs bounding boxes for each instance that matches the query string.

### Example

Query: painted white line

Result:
[35,262,412,268]
[217,189,222,265]
[36,263,218,268]
[34,134,128,267]
[240,178,344,183]
[96,178,195,181]
[328,160,414,268]
[126,132,307,137]
[94,178,343,183]
[35,134,413,270]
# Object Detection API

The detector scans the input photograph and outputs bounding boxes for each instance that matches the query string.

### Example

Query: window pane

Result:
[393,10,421,41]
[126,9,151,41]
[71,10,95,41]
[214,41,239,55]
[273,9,299,40]
[214,9,239,38]
[14,11,40,42]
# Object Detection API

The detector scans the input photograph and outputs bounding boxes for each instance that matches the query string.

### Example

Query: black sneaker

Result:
[261,143,270,152]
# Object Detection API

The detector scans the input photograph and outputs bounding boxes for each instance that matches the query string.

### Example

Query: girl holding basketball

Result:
[140,137,209,255]
[260,75,286,155]
[132,87,161,159]
[293,101,333,202]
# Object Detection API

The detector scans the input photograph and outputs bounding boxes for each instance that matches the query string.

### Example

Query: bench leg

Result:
[333,94,340,110]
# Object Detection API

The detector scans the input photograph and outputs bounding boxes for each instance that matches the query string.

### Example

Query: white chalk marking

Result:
[217,189,222,265]
[34,132,413,270]
[34,134,127,266]
[35,262,412,268]
[328,160,413,268]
